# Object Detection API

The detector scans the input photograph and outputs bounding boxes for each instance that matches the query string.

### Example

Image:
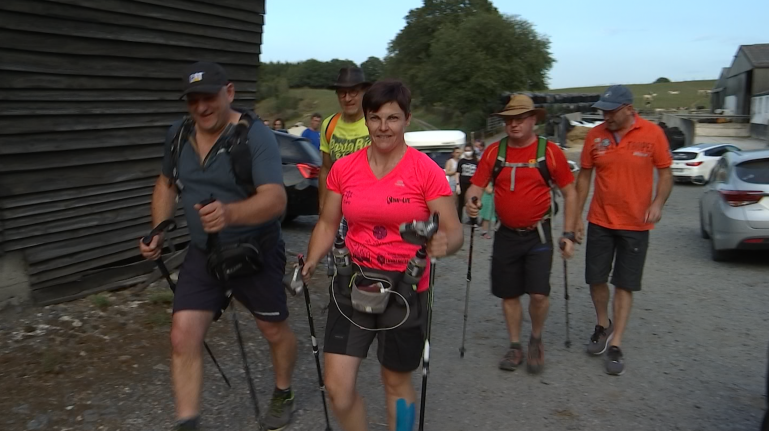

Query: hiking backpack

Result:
[168,110,258,196]
[490,135,561,218]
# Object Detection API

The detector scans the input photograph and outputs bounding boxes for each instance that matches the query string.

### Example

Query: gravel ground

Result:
[1,180,768,431]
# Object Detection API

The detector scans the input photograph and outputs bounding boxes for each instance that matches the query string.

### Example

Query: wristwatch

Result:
[562,232,577,243]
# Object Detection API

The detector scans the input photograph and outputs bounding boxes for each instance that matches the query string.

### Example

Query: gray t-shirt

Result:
[161,113,283,249]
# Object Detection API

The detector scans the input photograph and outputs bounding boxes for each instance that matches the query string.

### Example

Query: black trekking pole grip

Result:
[142,219,177,245]
[470,196,479,226]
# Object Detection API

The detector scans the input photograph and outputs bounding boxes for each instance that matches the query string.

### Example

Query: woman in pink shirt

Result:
[302,80,463,431]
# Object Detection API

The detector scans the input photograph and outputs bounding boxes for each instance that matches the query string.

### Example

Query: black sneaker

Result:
[605,346,625,376]
[173,417,200,431]
[587,321,614,356]
[261,389,295,431]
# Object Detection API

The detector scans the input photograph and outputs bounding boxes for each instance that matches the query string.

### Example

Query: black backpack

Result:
[490,135,560,218]
[168,110,258,196]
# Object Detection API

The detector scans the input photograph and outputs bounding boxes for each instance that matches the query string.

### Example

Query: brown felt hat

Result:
[328,67,372,89]
[493,94,547,122]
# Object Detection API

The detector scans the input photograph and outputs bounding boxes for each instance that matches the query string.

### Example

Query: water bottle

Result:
[332,235,352,277]
[402,247,427,287]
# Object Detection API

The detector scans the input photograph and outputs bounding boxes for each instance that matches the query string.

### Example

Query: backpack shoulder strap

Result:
[324,112,342,144]
[535,136,553,187]
[491,137,507,183]
[227,111,257,195]
[169,116,194,190]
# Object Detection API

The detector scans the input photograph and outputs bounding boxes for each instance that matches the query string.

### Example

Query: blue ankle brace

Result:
[395,398,415,431]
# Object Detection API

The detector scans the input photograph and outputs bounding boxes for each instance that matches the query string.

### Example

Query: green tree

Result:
[385,0,498,88]
[654,77,671,83]
[419,12,553,129]
[361,56,385,82]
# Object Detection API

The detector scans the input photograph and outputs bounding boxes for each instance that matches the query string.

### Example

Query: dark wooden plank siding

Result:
[0,0,264,302]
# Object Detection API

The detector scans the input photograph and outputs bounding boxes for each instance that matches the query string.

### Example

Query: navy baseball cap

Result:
[180,61,229,99]
[592,85,634,111]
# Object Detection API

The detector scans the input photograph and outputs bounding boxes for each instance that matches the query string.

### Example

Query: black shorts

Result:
[491,221,553,299]
[323,280,429,373]
[585,223,649,291]
[172,239,288,322]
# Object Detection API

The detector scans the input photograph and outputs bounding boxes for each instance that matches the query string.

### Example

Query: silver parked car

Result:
[699,149,769,261]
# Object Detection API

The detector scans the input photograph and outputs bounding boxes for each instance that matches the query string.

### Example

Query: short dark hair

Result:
[273,118,284,124]
[311,113,322,119]
[362,80,411,116]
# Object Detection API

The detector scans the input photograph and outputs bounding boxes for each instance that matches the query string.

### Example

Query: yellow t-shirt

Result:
[319,114,371,162]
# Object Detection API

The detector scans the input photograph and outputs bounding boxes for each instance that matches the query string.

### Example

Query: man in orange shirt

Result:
[575,85,673,375]
[466,94,577,374]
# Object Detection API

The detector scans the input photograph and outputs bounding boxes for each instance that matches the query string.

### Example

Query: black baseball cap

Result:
[180,61,229,99]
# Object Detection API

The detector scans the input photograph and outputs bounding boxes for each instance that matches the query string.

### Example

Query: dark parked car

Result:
[275,131,320,222]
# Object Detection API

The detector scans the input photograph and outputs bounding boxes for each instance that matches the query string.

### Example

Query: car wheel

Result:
[709,221,730,261]
[699,207,710,239]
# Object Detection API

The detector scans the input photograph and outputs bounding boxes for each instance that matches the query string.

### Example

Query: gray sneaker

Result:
[586,321,614,355]
[498,344,524,371]
[261,390,295,431]
[605,346,625,376]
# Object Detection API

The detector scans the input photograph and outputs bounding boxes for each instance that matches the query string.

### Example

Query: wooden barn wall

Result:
[0,0,265,304]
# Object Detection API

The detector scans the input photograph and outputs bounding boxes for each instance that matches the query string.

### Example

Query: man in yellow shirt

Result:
[318,67,372,212]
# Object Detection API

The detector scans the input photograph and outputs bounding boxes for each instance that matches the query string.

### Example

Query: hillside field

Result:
[254,80,718,132]
[545,79,717,110]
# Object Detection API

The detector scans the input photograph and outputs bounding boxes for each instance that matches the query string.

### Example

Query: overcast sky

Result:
[260,0,768,89]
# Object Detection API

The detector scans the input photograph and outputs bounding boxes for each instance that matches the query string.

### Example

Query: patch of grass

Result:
[148,291,174,306]
[145,311,172,328]
[547,80,717,110]
[89,294,111,310]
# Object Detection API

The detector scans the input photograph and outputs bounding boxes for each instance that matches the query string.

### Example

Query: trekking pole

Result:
[459,197,479,358]
[229,299,261,421]
[559,240,571,348]
[398,214,440,431]
[142,220,231,388]
[284,256,333,431]
[419,248,436,431]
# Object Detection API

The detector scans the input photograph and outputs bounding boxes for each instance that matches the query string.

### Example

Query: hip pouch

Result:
[347,265,404,315]
[205,228,278,281]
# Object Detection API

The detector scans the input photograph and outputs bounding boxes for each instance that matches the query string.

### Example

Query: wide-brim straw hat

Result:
[493,94,547,122]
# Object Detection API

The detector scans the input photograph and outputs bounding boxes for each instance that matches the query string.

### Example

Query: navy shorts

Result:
[173,239,288,322]
[585,223,649,291]
[491,221,553,299]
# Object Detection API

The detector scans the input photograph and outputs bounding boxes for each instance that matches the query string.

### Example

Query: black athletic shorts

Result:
[585,222,649,291]
[323,279,429,373]
[491,220,553,299]
[172,239,288,322]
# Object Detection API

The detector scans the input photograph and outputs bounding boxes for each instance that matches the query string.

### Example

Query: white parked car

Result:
[671,143,741,185]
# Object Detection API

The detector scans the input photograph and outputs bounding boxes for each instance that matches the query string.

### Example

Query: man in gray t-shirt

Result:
[139,62,297,431]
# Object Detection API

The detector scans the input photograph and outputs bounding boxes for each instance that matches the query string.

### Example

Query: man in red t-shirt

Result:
[466,94,577,374]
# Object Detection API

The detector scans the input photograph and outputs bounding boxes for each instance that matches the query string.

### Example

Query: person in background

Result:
[444,147,461,200]
[479,180,496,239]
[263,119,271,127]
[273,118,286,132]
[301,112,323,151]
[474,140,486,158]
[456,144,478,223]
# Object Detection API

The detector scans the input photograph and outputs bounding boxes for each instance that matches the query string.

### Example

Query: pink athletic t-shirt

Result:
[327,146,453,292]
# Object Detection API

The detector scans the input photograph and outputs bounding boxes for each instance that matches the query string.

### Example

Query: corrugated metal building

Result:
[0,0,265,305]
[713,44,769,139]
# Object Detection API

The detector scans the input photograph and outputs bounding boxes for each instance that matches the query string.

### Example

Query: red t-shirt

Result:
[471,138,574,229]
[327,146,453,292]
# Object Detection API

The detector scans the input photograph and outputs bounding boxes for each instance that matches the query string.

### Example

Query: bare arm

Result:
[140,175,178,259]
[426,196,464,257]
[303,191,344,280]
[559,182,577,233]
[318,152,333,213]
[653,168,673,207]
[225,183,287,226]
